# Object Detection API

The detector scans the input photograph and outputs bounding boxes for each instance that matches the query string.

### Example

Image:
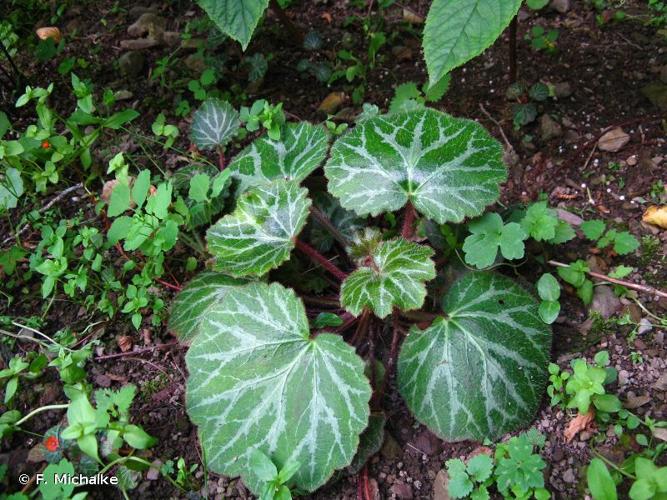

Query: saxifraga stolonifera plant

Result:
[168,98,552,496]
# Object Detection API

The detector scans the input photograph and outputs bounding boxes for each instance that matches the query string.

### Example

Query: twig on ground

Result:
[479,103,514,153]
[94,342,182,361]
[548,260,667,299]
[2,183,83,246]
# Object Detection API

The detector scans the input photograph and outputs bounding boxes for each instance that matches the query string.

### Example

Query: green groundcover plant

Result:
[162,100,553,495]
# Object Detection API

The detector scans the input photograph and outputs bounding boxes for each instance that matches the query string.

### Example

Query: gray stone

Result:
[120,38,160,50]
[128,13,166,39]
[562,468,576,483]
[118,51,145,78]
[540,114,563,142]
[591,285,622,319]
[654,373,667,391]
[554,81,573,98]
[550,0,571,13]
[390,481,413,499]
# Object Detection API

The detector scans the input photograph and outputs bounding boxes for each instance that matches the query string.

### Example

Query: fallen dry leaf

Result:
[642,205,667,229]
[36,27,62,43]
[321,12,333,24]
[117,335,133,352]
[318,91,347,115]
[653,427,667,442]
[403,8,424,24]
[564,409,595,442]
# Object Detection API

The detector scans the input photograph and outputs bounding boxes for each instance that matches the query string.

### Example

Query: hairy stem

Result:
[310,206,351,248]
[548,260,667,299]
[295,239,348,281]
[401,202,416,239]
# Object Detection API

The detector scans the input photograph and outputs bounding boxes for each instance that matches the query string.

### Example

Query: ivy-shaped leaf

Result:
[191,99,240,150]
[398,272,551,441]
[229,122,328,193]
[206,180,311,277]
[185,282,371,493]
[423,0,523,86]
[462,213,527,269]
[325,109,506,224]
[196,0,269,50]
[168,271,249,342]
[341,238,436,318]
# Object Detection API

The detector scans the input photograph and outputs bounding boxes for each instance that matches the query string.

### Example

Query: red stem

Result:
[217,148,226,170]
[401,202,416,239]
[156,278,183,292]
[295,239,348,281]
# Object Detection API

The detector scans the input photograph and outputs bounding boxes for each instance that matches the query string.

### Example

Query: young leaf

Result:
[325,109,506,224]
[446,458,473,498]
[521,202,558,241]
[168,271,249,342]
[249,449,278,482]
[398,272,551,441]
[341,239,436,318]
[190,98,240,150]
[537,273,560,302]
[610,231,639,255]
[196,0,270,50]
[185,282,371,493]
[463,213,527,269]
[228,122,327,193]
[188,173,211,203]
[206,180,311,277]
[107,182,131,217]
[538,300,560,324]
[131,170,151,209]
[423,0,523,86]
[581,219,606,241]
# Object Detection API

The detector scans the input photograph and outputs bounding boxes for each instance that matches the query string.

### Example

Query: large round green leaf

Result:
[168,272,249,343]
[341,238,436,318]
[186,282,371,493]
[398,272,551,441]
[206,180,311,277]
[324,109,506,224]
[424,0,523,86]
[228,122,328,193]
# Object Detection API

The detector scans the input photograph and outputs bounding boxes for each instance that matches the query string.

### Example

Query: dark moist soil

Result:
[1,0,666,499]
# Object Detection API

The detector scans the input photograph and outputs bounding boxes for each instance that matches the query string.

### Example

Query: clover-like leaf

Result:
[423,0,523,86]
[325,109,506,224]
[186,282,371,493]
[168,271,249,342]
[229,122,328,193]
[462,213,527,269]
[191,99,240,150]
[341,239,436,318]
[196,0,269,50]
[398,272,551,441]
[206,180,311,277]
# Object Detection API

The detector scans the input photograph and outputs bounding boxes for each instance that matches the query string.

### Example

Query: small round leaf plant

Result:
[169,102,552,495]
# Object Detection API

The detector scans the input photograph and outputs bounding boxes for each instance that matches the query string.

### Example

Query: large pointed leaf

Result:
[398,272,551,441]
[206,180,311,277]
[190,99,240,150]
[424,0,523,86]
[168,272,249,342]
[229,122,328,193]
[186,282,371,493]
[324,109,506,224]
[196,0,269,50]
[341,238,436,318]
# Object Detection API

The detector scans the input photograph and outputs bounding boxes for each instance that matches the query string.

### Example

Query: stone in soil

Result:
[118,51,145,78]
[540,114,563,142]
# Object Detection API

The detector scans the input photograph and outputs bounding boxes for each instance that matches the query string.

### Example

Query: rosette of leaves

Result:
[171,163,230,227]
[174,107,552,495]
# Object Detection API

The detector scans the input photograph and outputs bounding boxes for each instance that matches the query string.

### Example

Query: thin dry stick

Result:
[479,103,514,153]
[548,260,667,299]
[2,183,83,245]
[94,342,181,361]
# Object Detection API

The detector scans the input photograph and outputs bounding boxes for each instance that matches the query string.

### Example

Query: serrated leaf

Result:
[581,219,606,240]
[521,202,558,241]
[325,109,506,224]
[185,282,371,493]
[398,272,551,441]
[341,239,436,318]
[463,213,527,269]
[389,82,422,114]
[548,219,576,244]
[423,0,523,86]
[206,180,311,277]
[196,0,269,50]
[169,271,249,342]
[229,122,327,193]
[191,98,240,150]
